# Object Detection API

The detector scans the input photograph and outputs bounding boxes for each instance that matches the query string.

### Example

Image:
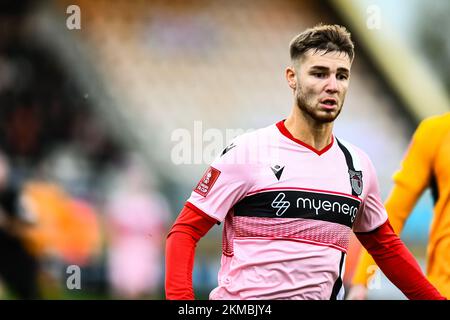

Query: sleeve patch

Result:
[194,166,221,197]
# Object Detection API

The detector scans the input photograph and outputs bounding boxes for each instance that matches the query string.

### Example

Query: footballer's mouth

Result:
[319,98,338,109]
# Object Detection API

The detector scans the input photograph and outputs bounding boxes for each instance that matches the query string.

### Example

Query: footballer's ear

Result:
[286,66,297,90]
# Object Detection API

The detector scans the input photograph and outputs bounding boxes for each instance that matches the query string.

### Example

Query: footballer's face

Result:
[286,49,352,124]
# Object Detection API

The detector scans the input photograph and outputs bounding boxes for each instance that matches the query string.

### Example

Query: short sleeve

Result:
[352,152,388,233]
[186,138,253,222]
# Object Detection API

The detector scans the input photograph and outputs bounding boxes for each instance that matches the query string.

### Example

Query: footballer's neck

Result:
[284,109,334,151]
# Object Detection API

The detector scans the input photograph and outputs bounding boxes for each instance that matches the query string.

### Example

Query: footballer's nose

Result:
[325,76,338,94]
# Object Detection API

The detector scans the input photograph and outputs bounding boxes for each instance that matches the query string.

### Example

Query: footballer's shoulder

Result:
[424,112,450,123]
[225,123,274,146]
[419,112,450,134]
[406,112,450,148]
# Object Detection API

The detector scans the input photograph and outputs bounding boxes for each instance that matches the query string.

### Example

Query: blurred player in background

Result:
[348,113,450,299]
[165,24,445,300]
[0,151,103,299]
[105,154,170,299]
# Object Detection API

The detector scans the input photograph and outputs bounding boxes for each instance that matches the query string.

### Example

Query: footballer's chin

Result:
[297,96,342,123]
[313,108,341,123]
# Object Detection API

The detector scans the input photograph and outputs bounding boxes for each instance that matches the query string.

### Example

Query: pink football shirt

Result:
[187,120,387,300]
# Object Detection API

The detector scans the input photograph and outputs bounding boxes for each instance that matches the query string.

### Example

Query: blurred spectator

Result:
[104,154,170,299]
[0,151,41,299]
[20,180,101,267]
[0,3,122,298]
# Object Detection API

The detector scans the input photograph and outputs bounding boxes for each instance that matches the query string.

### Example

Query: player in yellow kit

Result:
[348,112,450,299]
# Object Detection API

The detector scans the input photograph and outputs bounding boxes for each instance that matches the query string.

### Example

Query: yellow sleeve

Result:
[352,117,438,286]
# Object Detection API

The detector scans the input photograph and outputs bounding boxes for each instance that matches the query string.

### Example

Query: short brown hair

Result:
[289,24,354,62]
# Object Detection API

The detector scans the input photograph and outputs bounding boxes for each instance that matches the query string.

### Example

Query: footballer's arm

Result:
[165,204,217,300]
[355,220,445,300]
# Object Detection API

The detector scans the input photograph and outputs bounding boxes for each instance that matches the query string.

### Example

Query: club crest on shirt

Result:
[194,166,221,197]
[348,169,363,196]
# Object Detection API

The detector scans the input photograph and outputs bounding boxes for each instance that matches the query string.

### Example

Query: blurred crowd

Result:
[0,3,171,299]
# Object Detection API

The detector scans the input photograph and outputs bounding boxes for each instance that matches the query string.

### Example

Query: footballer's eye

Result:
[337,74,348,80]
[312,72,326,79]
